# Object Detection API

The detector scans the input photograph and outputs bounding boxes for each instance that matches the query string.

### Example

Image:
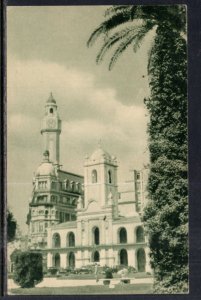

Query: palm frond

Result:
[87,25,105,47]
[109,22,154,70]
[104,5,132,17]
[109,34,138,70]
[96,26,141,64]
[87,9,138,47]
[147,40,156,75]
[133,21,155,53]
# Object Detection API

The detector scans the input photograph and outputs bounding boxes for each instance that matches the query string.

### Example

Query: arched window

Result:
[93,251,100,262]
[50,108,53,114]
[108,170,112,184]
[68,252,75,268]
[52,233,61,248]
[92,170,97,183]
[93,227,100,245]
[119,227,127,244]
[136,226,145,243]
[119,249,128,266]
[68,232,75,247]
[53,253,60,268]
[70,181,75,191]
[136,248,146,272]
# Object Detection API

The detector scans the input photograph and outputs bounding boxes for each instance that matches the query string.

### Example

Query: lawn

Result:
[10,283,153,295]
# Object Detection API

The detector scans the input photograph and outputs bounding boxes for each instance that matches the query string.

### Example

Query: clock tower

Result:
[41,93,61,166]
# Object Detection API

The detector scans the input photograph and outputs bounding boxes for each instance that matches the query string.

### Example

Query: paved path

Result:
[8,277,153,290]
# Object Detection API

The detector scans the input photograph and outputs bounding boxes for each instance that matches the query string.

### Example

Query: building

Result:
[27,94,151,273]
[27,94,84,249]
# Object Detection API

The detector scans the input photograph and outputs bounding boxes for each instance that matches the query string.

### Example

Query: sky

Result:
[7,6,153,234]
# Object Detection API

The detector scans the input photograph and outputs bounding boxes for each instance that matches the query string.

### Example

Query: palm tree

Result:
[88,5,188,293]
[87,5,186,71]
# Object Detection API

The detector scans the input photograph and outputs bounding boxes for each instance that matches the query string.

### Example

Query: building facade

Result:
[27,94,84,249]
[27,95,151,273]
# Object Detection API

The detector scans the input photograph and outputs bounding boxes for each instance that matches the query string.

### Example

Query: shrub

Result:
[13,251,43,288]
[105,268,113,279]
[48,267,58,276]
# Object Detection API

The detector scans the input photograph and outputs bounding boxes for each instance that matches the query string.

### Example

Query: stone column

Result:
[127,248,135,267]
[145,247,152,273]
[60,253,67,268]
[47,252,53,268]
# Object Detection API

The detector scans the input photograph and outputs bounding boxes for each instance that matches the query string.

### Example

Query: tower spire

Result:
[41,95,62,166]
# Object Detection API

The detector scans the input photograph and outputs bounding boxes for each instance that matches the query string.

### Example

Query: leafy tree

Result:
[143,25,188,293]
[13,251,43,288]
[7,210,17,242]
[88,5,187,292]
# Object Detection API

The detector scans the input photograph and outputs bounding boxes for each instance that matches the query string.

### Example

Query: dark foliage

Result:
[13,251,43,288]
[143,26,188,292]
[7,210,17,242]
[88,5,188,293]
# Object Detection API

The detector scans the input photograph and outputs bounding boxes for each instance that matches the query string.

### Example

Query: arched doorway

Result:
[119,249,128,266]
[93,227,100,245]
[136,226,145,243]
[69,252,75,268]
[137,248,146,272]
[119,227,127,243]
[93,251,100,262]
[54,253,60,268]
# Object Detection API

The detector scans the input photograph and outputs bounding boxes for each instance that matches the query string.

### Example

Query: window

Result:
[59,212,63,223]
[52,233,61,248]
[119,249,128,266]
[136,172,140,180]
[92,170,97,183]
[72,198,77,206]
[68,232,75,247]
[93,227,100,245]
[136,226,145,243]
[71,214,76,221]
[119,227,127,244]
[50,108,53,114]
[77,183,81,192]
[51,182,56,189]
[65,180,69,190]
[38,181,47,189]
[68,252,75,268]
[93,251,100,262]
[32,222,35,233]
[39,222,43,232]
[64,213,70,222]
[54,253,60,268]
[108,170,112,184]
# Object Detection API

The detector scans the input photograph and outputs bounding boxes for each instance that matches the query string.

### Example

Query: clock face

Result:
[47,118,56,129]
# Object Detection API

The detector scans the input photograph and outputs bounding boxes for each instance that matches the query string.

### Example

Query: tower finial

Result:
[47,92,56,104]
[43,150,50,162]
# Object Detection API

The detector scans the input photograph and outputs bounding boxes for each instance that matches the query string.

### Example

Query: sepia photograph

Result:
[6,4,188,295]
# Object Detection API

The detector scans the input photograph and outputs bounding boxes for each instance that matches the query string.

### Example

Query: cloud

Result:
[7,56,149,233]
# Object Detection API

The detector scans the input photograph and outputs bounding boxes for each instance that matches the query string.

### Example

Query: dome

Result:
[47,92,56,104]
[90,147,111,162]
[36,162,56,176]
